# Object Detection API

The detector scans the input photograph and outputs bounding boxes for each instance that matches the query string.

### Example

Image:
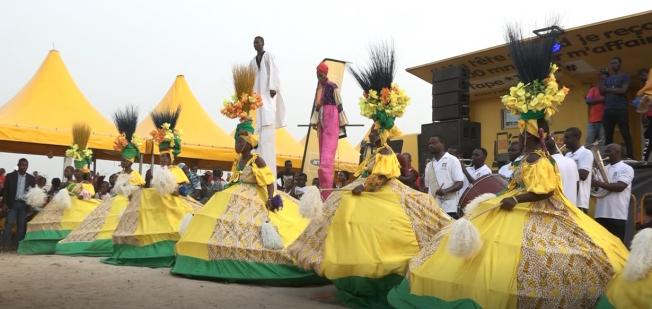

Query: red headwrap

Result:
[317,62,328,75]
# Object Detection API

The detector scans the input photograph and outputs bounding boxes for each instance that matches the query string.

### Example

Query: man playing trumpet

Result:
[592,143,634,241]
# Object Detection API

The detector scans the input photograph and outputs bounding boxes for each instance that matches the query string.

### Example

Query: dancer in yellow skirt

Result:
[103,107,201,267]
[288,43,452,308]
[172,65,321,285]
[597,228,652,309]
[172,122,322,285]
[19,123,101,254]
[56,106,145,256]
[388,25,629,309]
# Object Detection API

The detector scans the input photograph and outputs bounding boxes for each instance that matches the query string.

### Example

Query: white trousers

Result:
[256,125,277,178]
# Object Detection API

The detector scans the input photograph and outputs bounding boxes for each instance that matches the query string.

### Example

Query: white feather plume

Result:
[261,220,284,250]
[152,167,177,195]
[299,186,324,219]
[112,173,140,197]
[622,228,652,281]
[448,218,483,259]
[463,193,497,216]
[179,213,193,235]
[25,187,48,208]
[50,189,72,209]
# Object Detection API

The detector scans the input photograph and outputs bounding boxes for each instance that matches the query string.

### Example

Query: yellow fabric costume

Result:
[56,170,145,256]
[288,145,453,308]
[388,151,629,309]
[103,166,202,267]
[172,154,324,285]
[18,183,101,254]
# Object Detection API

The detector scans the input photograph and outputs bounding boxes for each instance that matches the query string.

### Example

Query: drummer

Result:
[498,140,522,180]
[423,135,465,219]
[461,147,492,194]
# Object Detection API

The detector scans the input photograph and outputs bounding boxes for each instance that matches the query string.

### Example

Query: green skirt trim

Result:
[101,240,176,268]
[55,239,114,257]
[17,230,71,255]
[387,279,482,309]
[170,255,329,287]
[330,274,404,309]
[595,295,615,309]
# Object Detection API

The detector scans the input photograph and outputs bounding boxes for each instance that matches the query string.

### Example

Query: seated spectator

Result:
[291,173,308,199]
[178,163,201,199]
[637,196,652,231]
[312,177,320,188]
[334,171,350,189]
[398,153,420,190]
[48,178,61,197]
[95,181,111,201]
[277,160,294,190]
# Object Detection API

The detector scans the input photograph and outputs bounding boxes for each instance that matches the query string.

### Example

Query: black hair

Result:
[565,127,581,139]
[430,135,447,147]
[611,56,622,64]
[18,158,28,164]
[213,169,223,177]
[254,36,264,43]
[476,148,488,157]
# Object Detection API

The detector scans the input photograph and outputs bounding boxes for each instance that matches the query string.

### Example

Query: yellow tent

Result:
[298,134,359,174]
[0,50,117,159]
[136,75,234,169]
[274,128,304,168]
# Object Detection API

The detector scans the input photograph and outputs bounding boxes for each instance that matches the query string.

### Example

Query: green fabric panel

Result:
[101,240,177,268]
[387,279,483,309]
[595,296,615,309]
[171,255,328,287]
[331,274,404,309]
[55,239,114,257]
[17,230,71,255]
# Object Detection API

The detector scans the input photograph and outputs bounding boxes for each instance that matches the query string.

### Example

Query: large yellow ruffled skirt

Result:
[393,191,629,309]
[172,183,322,285]
[288,179,452,308]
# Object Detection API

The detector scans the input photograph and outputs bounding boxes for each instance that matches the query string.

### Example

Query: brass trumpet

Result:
[589,141,610,198]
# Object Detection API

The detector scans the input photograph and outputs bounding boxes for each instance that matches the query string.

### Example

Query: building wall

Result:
[470,85,643,165]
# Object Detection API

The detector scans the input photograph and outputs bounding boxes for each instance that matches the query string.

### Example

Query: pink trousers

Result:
[318,105,339,199]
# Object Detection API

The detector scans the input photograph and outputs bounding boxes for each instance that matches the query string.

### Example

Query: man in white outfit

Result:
[250,36,286,177]
[563,127,594,214]
[423,135,465,219]
[545,137,579,206]
[461,148,492,193]
[498,140,523,181]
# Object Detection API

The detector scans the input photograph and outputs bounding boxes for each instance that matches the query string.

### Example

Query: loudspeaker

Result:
[432,105,470,121]
[418,120,481,173]
[432,91,469,108]
[432,65,469,82]
[432,77,468,95]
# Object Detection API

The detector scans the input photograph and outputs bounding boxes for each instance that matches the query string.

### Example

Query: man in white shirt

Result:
[564,127,594,213]
[498,140,522,180]
[592,143,634,242]
[423,135,465,219]
[545,137,579,206]
[461,148,492,193]
[250,36,286,178]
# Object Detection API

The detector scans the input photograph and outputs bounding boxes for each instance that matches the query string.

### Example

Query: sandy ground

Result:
[0,253,341,309]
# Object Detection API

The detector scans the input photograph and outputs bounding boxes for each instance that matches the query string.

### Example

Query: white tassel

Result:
[152,167,177,195]
[179,213,193,235]
[448,218,483,259]
[261,220,284,250]
[25,187,48,208]
[51,189,72,209]
[112,173,139,197]
[463,193,497,216]
[299,186,324,219]
[623,228,652,281]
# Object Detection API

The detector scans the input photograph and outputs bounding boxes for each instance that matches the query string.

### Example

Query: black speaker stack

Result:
[418,65,481,173]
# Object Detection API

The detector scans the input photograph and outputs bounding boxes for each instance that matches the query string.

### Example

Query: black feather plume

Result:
[113,106,138,141]
[505,22,560,84]
[348,42,396,92]
[151,106,181,130]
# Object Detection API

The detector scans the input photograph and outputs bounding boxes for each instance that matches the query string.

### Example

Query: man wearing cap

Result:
[311,62,349,198]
